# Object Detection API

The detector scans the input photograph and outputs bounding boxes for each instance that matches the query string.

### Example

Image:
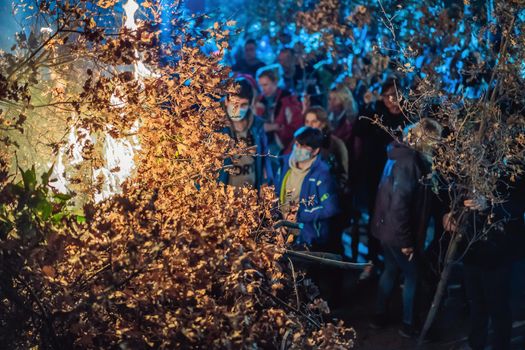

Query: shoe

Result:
[369,313,387,329]
[398,323,419,338]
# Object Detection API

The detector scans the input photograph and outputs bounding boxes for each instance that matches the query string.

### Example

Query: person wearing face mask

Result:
[218,78,273,189]
[274,126,340,249]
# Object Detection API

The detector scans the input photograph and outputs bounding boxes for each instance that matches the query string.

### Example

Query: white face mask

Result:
[292,144,313,162]
[227,104,249,121]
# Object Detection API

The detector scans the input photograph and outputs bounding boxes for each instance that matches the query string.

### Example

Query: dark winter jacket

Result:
[371,142,432,250]
[353,103,406,198]
[275,155,340,246]
[461,175,525,268]
[218,115,274,189]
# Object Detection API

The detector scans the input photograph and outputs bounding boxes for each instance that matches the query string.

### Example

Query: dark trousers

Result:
[376,243,419,325]
[463,263,512,350]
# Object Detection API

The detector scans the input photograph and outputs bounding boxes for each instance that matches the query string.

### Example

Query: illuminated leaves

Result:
[0,1,355,348]
[97,0,119,9]
[296,0,355,55]
[41,265,56,278]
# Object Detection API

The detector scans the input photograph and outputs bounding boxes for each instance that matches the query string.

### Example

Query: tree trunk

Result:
[417,231,462,348]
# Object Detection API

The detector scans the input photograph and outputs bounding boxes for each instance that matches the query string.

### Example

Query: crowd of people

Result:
[219,39,525,349]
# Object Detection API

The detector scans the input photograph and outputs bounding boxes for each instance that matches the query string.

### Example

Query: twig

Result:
[259,286,321,329]
[281,328,292,350]
[284,250,372,270]
[287,257,300,310]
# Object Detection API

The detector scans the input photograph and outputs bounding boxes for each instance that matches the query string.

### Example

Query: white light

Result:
[123,0,139,30]
[93,126,141,202]
[135,60,160,79]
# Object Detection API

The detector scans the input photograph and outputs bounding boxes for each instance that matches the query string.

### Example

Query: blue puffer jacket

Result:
[275,154,340,246]
[218,115,274,189]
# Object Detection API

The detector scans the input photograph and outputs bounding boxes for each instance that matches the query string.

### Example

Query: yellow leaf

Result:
[97,0,117,9]
[42,265,56,278]
[88,18,97,29]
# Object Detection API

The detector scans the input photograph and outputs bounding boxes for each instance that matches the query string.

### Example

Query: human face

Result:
[258,76,277,97]
[304,112,325,130]
[244,43,256,62]
[293,141,319,162]
[382,86,401,115]
[226,95,251,118]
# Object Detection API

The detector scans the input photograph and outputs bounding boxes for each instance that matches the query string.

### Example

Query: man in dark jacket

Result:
[219,78,273,189]
[370,118,443,338]
[444,174,525,350]
[353,79,407,271]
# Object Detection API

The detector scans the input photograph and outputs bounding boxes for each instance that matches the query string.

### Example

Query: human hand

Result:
[463,197,488,211]
[401,247,414,256]
[401,247,414,261]
[443,212,457,232]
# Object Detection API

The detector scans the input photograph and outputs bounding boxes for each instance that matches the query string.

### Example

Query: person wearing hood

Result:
[369,118,443,338]
[274,126,340,249]
[219,78,273,189]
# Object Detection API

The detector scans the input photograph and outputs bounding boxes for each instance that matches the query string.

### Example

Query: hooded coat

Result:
[371,142,432,250]
[219,115,274,189]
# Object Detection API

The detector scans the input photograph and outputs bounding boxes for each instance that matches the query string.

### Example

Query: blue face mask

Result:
[227,104,249,121]
[293,144,313,162]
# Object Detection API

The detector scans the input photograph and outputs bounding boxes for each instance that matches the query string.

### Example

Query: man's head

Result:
[258,70,278,97]
[304,106,329,131]
[381,79,402,115]
[292,126,323,162]
[226,78,254,122]
[244,39,257,62]
[405,118,443,156]
[278,48,295,76]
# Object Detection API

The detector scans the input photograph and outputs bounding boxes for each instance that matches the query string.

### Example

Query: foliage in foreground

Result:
[0,1,355,349]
